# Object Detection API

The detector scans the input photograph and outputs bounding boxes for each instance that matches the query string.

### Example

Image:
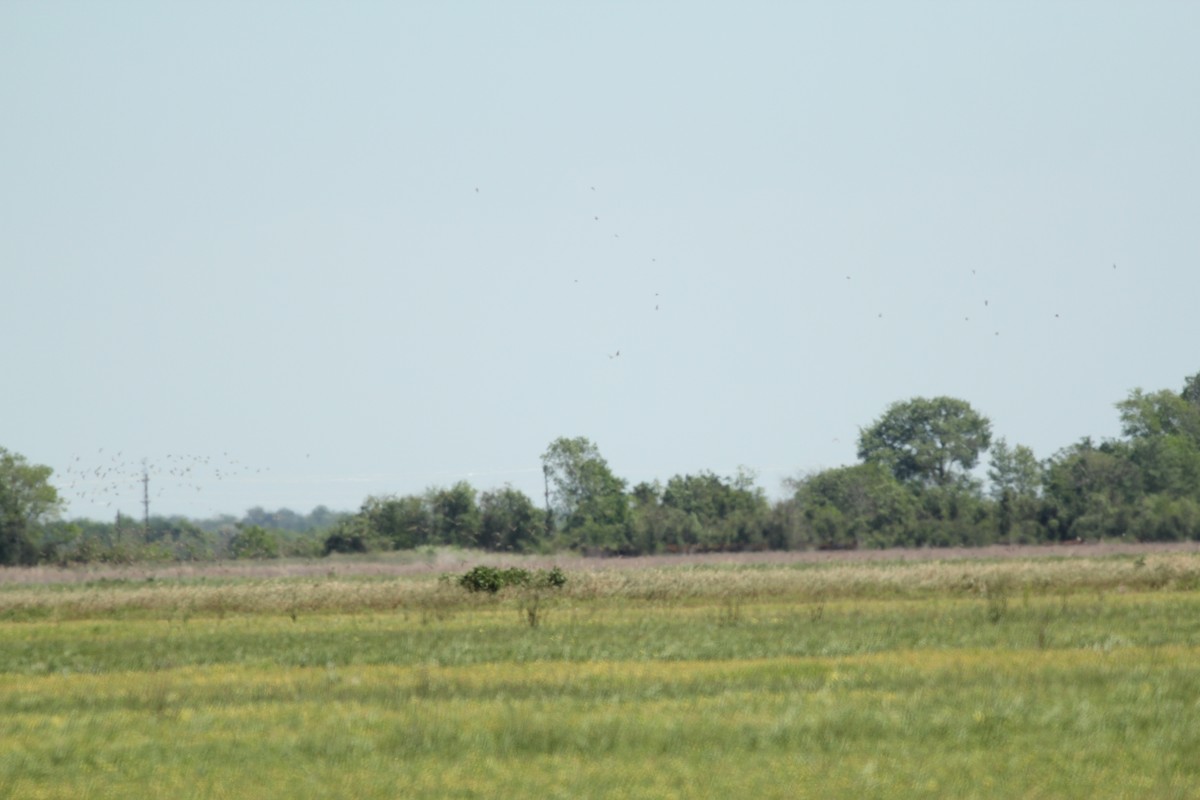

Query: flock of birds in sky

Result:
[852,264,1117,336]
[60,450,267,518]
[61,179,1121,521]
[476,183,1119,358]
[478,182,668,363]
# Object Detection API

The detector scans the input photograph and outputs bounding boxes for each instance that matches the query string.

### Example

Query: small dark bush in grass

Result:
[459,566,507,593]
[543,566,567,588]
[458,565,567,594]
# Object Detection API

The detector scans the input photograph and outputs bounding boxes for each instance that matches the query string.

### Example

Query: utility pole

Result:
[542,463,554,539]
[141,459,150,541]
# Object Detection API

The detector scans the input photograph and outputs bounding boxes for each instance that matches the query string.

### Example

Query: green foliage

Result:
[791,463,918,549]
[858,396,993,488]
[429,481,481,547]
[23,368,1200,564]
[237,505,345,534]
[541,437,630,550]
[987,439,1042,542]
[1117,387,1200,442]
[457,565,567,593]
[987,438,1042,501]
[624,470,773,554]
[322,514,381,554]
[479,487,545,552]
[1039,439,1140,541]
[324,486,547,555]
[228,525,281,559]
[0,447,63,566]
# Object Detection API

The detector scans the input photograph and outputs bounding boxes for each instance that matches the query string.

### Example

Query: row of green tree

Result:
[2,369,1198,565]
[322,370,1200,555]
[0,495,344,566]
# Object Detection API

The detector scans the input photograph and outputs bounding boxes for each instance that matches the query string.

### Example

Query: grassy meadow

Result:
[2,551,1200,798]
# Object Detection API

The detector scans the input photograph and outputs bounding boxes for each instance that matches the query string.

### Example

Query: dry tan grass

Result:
[3,540,1198,586]
[2,543,1199,621]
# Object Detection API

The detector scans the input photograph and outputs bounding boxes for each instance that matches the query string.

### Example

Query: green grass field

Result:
[2,552,1199,798]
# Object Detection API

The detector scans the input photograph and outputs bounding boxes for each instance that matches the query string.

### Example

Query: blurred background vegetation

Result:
[4,370,1199,566]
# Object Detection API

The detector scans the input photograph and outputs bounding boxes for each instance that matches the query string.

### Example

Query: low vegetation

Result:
[2,551,1199,797]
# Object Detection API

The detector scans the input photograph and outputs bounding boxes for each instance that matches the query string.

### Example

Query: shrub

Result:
[458,565,567,593]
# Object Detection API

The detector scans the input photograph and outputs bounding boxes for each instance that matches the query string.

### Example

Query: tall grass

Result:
[3,554,1200,798]
[2,551,1199,621]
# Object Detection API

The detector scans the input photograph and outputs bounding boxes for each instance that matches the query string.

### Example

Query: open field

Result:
[3,549,1200,798]
[5,540,1200,585]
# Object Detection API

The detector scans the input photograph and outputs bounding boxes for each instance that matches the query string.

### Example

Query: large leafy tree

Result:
[350,494,431,550]
[1115,383,1200,502]
[1181,371,1200,409]
[541,437,629,549]
[987,438,1043,542]
[479,486,544,552]
[987,438,1042,501]
[791,463,918,549]
[1117,388,1200,443]
[429,481,481,547]
[659,469,769,550]
[1041,439,1142,540]
[857,396,993,489]
[0,447,63,565]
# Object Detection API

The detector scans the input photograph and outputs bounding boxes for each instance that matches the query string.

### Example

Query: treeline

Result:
[2,370,1199,566]
[323,370,1200,555]
[8,507,346,565]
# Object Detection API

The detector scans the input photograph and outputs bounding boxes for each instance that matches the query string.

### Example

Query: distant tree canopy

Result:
[858,396,993,489]
[15,369,1200,566]
[541,436,630,552]
[0,447,63,565]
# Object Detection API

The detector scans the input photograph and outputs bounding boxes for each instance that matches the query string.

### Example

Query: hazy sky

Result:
[4,3,1198,521]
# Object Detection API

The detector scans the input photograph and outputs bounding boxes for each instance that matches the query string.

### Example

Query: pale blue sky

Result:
[3,3,1198,520]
